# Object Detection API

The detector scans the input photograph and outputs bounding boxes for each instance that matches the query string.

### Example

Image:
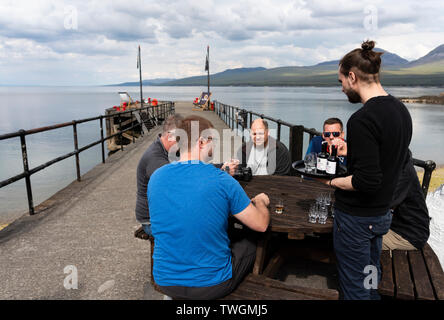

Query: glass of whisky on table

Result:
[275,198,284,214]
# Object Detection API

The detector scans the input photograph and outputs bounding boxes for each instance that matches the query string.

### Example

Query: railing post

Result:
[422,160,436,198]
[241,110,248,143]
[100,116,105,163]
[289,125,304,164]
[19,130,35,215]
[118,113,123,151]
[277,121,281,142]
[72,121,81,182]
[231,107,235,129]
[130,111,135,144]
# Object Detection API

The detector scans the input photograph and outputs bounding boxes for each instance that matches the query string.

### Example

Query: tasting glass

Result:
[304,152,317,173]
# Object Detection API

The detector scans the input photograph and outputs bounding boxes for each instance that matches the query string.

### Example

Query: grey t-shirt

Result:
[135,136,169,223]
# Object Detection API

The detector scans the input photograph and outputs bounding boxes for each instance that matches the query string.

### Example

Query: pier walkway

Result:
[0,102,235,300]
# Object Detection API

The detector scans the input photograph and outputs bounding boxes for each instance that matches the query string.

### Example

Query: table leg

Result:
[253,231,271,275]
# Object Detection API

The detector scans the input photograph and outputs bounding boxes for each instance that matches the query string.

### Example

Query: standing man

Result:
[134,114,184,239]
[324,41,412,300]
[148,115,270,300]
[237,118,291,176]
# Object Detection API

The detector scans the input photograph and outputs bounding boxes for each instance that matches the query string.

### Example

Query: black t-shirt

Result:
[135,136,169,223]
[334,95,412,217]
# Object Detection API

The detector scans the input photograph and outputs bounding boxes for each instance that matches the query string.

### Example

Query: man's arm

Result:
[330,175,355,191]
[233,193,270,232]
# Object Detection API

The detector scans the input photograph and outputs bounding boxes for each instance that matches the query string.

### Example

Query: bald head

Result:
[250,118,269,147]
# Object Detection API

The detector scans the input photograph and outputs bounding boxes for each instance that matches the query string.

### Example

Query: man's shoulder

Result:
[311,136,323,143]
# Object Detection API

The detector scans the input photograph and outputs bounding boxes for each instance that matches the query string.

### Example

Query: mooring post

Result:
[72,121,81,182]
[19,130,35,215]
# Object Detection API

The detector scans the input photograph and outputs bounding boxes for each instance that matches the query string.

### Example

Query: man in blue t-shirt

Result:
[306,117,347,166]
[148,115,270,300]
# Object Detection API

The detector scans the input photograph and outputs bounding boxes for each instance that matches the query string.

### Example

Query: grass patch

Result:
[417,166,444,193]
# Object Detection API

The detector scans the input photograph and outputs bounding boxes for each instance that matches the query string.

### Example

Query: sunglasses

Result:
[323,131,341,138]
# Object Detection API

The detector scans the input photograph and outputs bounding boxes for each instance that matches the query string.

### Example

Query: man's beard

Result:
[344,87,361,104]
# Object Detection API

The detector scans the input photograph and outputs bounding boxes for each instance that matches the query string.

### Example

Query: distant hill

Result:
[158,44,444,87]
[106,78,175,86]
[408,44,444,67]
[316,47,409,67]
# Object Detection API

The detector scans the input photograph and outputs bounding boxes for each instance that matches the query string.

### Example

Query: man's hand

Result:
[222,159,240,176]
[252,193,270,207]
[332,138,347,157]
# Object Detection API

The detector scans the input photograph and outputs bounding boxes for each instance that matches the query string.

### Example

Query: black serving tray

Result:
[292,160,348,178]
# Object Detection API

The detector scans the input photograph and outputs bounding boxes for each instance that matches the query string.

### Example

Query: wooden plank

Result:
[379,250,395,297]
[246,274,338,300]
[262,251,286,278]
[235,278,323,300]
[393,250,415,300]
[288,232,305,240]
[422,243,444,300]
[408,250,435,300]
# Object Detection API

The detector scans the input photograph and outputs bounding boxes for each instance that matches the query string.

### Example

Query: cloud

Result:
[0,0,443,85]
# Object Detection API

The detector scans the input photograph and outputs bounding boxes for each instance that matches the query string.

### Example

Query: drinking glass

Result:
[318,207,328,224]
[304,152,317,173]
[275,198,284,214]
[308,204,317,223]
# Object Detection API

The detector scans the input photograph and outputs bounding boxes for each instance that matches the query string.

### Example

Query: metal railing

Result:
[0,102,175,216]
[213,100,436,197]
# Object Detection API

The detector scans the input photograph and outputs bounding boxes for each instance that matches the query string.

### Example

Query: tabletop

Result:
[240,175,334,238]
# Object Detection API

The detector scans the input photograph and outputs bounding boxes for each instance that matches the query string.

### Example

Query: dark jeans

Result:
[157,231,257,300]
[333,208,392,300]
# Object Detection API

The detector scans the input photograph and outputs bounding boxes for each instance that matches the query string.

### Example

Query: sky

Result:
[0,0,443,86]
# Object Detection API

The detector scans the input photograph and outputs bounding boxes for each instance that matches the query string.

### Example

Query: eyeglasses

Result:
[323,131,341,138]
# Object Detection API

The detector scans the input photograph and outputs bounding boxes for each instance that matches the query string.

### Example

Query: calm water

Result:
[1,85,444,220]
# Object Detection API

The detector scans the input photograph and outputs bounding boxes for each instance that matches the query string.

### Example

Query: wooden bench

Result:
[222,274,339,300]
[148,236,338,300]
[379,244,444,300]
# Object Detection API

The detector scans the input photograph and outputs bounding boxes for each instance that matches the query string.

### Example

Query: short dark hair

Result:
[339,40,384,83]
[162,114,184,135]
[323,118,343,132]
[177,115,214,150]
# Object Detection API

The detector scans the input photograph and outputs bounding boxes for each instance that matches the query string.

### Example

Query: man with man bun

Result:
[321,40,413,300]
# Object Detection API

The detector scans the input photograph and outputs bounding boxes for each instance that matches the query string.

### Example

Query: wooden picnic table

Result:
[239,175,335,275]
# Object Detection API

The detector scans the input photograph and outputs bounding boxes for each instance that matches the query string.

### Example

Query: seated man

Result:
[148,115,270,300]
[237,118,291,175]
[306,117,347,165]
[383,150,430,251]
[135,114,183,239]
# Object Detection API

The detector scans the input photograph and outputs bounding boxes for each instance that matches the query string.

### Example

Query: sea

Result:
[1,85,443,221]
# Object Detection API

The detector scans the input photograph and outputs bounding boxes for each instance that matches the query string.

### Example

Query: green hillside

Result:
[162,60,444,87]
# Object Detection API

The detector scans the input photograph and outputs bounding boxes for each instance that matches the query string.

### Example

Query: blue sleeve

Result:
[221,175,251,216]
[306,139,314,156]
